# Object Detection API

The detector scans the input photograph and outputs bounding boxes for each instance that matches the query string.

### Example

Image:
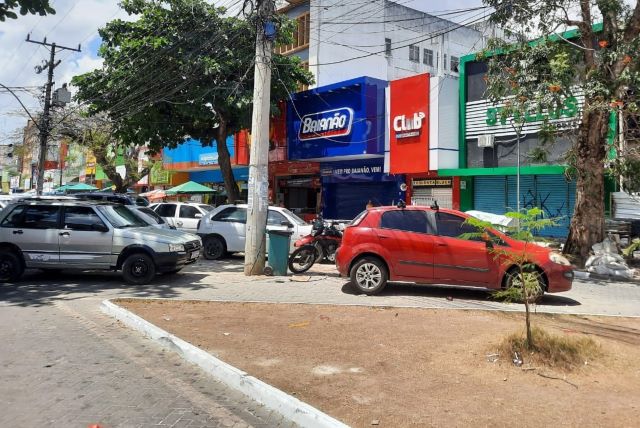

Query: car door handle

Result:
[12,230,23,235]
[436,243,447,247]
[176,221,183,226]
[59,231,70,236]
[378,234,390,239]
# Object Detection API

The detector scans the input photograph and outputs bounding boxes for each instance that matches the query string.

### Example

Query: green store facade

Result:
[440,48,617,238]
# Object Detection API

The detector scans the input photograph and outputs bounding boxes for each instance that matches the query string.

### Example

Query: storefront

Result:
[385,73,461,209]
[320,159,404,220]
[161,132,250,204]
[439,56,585,237]
[287,76,402,219]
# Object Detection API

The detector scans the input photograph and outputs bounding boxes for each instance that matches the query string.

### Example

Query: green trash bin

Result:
[267,229,293,276]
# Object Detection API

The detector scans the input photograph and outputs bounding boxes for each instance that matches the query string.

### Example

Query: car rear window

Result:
[1,205,60,229]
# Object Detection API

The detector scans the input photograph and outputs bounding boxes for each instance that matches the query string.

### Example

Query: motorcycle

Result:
[288,216,342,274]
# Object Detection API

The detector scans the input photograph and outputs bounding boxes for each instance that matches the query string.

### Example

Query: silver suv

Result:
[0,199,202,284]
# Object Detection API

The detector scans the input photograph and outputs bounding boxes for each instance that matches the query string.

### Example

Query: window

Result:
[155,204,177,217]
[276,12,310,54]
[267,210,288,226]
[212,207,247,223]
[385,38,392,56]
[179,205,200,219]
[450,55,459,72]
[423,48,433,66]
[409,45,420,63]
[443,53,448,70]
[96,205,148,228]
[63,206,106,231]
[435,212,479,239]
[380,210,432,234]
[198,205,213,212]
[1,205,59,229]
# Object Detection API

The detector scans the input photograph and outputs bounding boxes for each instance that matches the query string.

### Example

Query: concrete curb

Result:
[101,299,348,428]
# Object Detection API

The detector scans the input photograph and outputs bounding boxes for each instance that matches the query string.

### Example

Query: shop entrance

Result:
[277,175,321,222]
[411,178,453,209]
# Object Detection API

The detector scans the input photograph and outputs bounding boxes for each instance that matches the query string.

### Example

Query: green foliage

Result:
[482,0,640,259]
[72,0,312,200]
[0,0,54,21]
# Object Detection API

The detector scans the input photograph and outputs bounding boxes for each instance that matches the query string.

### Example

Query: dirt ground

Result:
[118,299,640,427]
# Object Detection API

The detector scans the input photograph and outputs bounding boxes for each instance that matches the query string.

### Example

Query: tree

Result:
[60,113,151,193]
[72,0,312,203]
[464,208,558,348]
[482,0,640,263]
[0,0,54,21]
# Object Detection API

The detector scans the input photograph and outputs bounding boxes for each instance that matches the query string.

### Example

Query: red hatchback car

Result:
[335,205,574,297]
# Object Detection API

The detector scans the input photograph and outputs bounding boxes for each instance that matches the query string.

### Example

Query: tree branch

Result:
[623,0,640,43]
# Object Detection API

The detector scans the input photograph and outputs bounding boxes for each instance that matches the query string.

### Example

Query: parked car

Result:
[73,192,149,206]
[150,202,213,232]
[0,200,202,284]
[335,205,574,298]
[126,206,176,230]
[197,204,313,260]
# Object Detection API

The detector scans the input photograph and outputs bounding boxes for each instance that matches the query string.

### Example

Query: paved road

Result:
[0,274,288,428]
[1,258,638,427]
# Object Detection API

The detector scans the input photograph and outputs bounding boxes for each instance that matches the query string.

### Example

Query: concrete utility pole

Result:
[26,35,80,195]
[244,0,275,275]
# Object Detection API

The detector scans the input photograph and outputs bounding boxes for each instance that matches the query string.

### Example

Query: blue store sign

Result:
[288,76,387,161]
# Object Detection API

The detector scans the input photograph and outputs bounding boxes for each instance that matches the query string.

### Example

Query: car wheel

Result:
[350,257,388,295]
[288,245,318,274]
[203,236,226,260]
[122,253,156,285]
[504,267,545,303]
[0,250,24,283]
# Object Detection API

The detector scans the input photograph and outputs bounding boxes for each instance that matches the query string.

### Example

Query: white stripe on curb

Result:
[101,299,349,428]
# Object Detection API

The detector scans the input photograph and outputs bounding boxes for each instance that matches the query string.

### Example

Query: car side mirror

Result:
[281,221,294,228]
[194,213,203,219]
[92,223,109,233]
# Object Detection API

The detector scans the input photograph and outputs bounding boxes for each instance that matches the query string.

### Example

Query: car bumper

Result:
[154,249,201,272]
[335,247,350,277]
[544,264,574,293]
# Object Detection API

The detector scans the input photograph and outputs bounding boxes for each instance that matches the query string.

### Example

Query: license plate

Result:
[190,251,200,260]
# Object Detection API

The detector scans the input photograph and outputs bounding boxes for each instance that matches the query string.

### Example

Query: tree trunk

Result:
[563,109,610,264]
[215,121,240,203]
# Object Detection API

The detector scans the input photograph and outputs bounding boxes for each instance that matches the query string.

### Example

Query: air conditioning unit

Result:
[477,134,495,148]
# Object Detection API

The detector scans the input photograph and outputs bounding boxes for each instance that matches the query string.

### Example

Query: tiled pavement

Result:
[0,296,286,428]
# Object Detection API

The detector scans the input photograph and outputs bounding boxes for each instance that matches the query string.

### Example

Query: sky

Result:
[0,0,485,146]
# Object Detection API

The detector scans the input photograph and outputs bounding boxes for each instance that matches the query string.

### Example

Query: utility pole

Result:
[26,35,80,195]
[244,0,275,275]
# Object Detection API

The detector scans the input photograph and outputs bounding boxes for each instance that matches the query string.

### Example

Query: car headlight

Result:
[169,243,185,253]
[549,252,571,266]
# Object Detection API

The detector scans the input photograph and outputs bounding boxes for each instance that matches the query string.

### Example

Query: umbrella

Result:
[165,181,216,195]
[55,183,98,193]
[140,189,167,201]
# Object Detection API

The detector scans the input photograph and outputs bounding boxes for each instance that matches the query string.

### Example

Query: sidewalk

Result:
[146,257,640,318]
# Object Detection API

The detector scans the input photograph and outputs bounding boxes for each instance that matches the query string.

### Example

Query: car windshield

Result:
[97,204,149,228]
[279,208,307,225]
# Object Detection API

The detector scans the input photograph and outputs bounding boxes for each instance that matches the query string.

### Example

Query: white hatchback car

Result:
[197,204,313,259]
[150,202,213,233]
